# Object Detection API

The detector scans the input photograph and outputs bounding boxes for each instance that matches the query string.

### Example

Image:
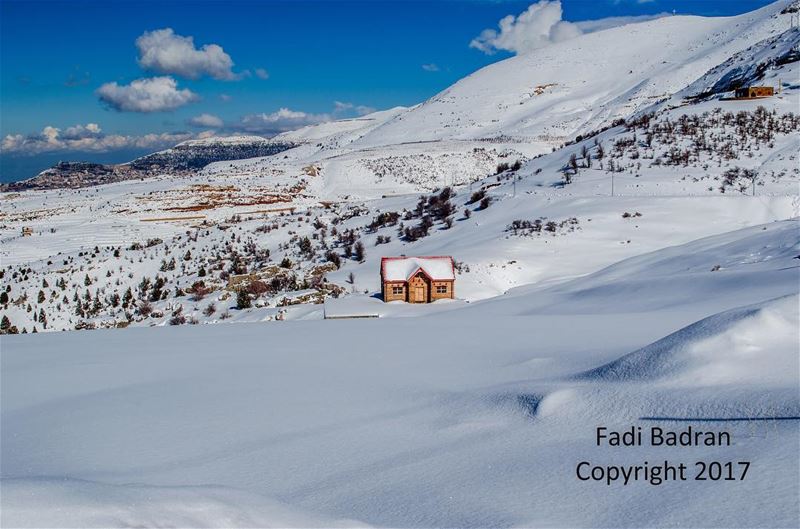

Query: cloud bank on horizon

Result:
[470,0,668,55]
[2,99,378,155]
[1,123,205,155]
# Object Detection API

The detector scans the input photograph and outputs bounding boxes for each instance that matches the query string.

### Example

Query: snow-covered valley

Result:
[1,1,799,527]
[3,219,798,527]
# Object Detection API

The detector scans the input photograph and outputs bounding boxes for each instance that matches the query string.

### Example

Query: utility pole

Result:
[611,172,615,197]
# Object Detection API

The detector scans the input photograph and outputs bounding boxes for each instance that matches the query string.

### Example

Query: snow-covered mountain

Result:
[352,1,794,147]
[197,2,798,202]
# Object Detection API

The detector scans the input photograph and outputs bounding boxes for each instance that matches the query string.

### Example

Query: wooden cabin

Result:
[380,256,455,303]
[21,227,33,237]
[734,86,774,99]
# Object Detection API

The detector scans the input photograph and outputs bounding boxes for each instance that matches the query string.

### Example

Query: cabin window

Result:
[392,286,404,295]
[436,285,448,293]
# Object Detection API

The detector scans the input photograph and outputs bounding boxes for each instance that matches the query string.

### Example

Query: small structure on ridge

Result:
[380,256,455,303]
[734,86,774,99]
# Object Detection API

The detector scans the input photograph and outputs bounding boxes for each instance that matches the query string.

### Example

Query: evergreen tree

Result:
[122,287,133,308]
[298,237,312,257]
[236,289,252,309]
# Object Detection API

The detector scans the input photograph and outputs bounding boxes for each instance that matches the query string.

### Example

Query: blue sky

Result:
[0,0,776,181]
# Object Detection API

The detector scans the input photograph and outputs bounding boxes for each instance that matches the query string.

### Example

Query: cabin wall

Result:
[431,280,454,300]
[383,282,407,302]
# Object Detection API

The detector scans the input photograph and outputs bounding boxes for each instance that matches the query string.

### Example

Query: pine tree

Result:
[298,237,312,257]
[122,287,133,308]
[0,291,8,305]
[236,289,252,309]
[84,274,92,286]
[38,290,46,304]
[1,315,11,333]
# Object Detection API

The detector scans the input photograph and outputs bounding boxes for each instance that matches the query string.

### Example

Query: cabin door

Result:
[415,286,425,303]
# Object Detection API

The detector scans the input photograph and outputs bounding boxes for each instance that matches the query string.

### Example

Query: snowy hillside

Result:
[195,3,799,203]
[354,1,796,147]
[2,220,798,527]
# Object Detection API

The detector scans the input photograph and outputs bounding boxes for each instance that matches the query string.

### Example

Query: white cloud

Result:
[254,68,270,80]
[232,108,332,135]
[2,124,195,155]
[186,113,223,128]
[470,0,667,55]
[219,94,232,102]
[61,123,102,140]
[421,63,440,72]
[136,28,239,81]
[229,101,379,135]
[96,76,199,113]
[470,1,581,55]
[333,101,375,116]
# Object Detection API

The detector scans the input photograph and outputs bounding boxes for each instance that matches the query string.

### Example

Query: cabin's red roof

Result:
[380,256,455,282]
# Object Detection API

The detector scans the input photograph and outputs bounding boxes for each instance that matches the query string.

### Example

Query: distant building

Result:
[734,86,774,99]
[21,227,33,237]
[380,256,455,303]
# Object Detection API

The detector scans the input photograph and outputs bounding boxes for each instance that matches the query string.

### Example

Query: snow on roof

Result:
[381,256,455,282]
